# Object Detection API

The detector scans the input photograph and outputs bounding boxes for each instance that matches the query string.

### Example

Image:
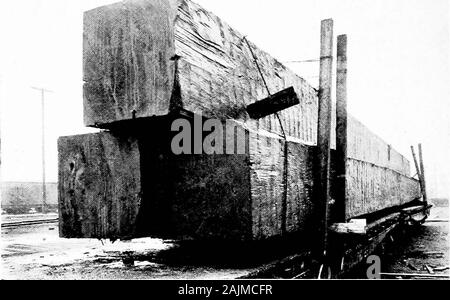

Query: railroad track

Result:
[1,218,59,228]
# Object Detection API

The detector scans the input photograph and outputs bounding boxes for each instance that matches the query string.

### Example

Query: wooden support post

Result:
[411,146,421,180]
[418,144,428,204]
[315,19,334,258]
[412,144,427,204]
[410,145,426,201]
[336,34,348,223]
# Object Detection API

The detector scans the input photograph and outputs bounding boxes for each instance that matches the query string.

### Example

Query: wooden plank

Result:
[315,18,334,256]
[247,87,300,119]
[330,219,367,235]
[335,34,348,223]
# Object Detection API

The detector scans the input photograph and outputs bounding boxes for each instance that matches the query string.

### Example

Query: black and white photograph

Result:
[0,0,449,284]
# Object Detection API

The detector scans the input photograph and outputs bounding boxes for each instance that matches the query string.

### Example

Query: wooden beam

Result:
[67,0,423,242]
[246,87,299,119]
[418,144,428,204]
[336,34,348,223]
[58,128,421,240]
[82,0,413,180]
[83,0,413,179]
[330,219,367,235]
[82,0,317,141]
[315,18,334,257]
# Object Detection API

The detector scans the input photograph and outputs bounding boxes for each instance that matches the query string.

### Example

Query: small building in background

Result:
[1,182,58,214]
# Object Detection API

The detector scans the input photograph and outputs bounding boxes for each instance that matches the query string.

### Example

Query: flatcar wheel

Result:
[318,264,332,279]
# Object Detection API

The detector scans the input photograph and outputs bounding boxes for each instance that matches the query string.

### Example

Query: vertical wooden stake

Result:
[411,146,421,180]
[411,145,425,201]
[316,19,334,258]
[418,144,428,204]
[336,35,348,223]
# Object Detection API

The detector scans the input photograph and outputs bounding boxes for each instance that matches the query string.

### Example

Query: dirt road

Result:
[1,222,254,280]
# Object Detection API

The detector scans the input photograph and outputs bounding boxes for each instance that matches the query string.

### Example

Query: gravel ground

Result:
[1,207,448,280]
[380,207,449,279]
[1,223,255,280]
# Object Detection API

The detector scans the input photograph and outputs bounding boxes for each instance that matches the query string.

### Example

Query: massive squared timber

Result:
[58,0,421,241]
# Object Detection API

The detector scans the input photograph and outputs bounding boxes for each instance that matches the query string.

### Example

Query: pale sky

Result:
[0,0,449,198]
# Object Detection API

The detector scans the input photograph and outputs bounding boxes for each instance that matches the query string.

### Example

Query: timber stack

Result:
[59,0,422,242]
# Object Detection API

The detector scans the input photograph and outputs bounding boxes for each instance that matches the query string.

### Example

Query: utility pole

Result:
[32,87,53,214]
